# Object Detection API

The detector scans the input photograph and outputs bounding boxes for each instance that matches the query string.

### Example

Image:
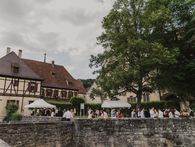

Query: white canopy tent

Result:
[24,99,56,109]
[101,100,131,108]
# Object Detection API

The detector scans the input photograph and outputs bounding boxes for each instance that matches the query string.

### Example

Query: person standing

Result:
[63,109,73,121]
[131,109,136,118]
[174,108,180,118]
[140,108,145,118]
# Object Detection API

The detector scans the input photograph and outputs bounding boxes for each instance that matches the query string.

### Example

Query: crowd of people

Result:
[131,107,194,118]
[87,108,129,119]
[87,107,194,119]
[31,108,74,121]
[31,107,194,120]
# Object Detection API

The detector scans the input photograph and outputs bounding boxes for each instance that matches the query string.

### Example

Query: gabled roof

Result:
[23,59,79,90]
[0,52,42,80]
[74,80,87,94]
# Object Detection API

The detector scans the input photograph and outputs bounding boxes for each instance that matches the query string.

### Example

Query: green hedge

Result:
[47,100,73,110]
[130,101,180,110]
[85,103,102,110]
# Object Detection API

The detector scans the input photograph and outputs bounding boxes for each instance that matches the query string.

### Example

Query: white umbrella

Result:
[101,100,131,108]
[24,99,56,108]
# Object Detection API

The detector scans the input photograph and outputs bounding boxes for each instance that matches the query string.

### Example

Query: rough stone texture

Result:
[0,118,194,147]
[73,118,195,147]
[0,122,75,147]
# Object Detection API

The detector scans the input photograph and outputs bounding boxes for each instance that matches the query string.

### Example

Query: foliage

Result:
[10,112,22,121]
[90,0,181,108]
[70,96,85,115]
[90,85,108,103]
[6,103,19,116]
[154,1,195,99]
[47,100,73,110]
[80,79,95,89]
[85,103,102,110]
[4,103,21,122]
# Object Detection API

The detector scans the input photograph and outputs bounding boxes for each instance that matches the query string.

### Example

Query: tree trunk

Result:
[136,91,142,109]
[136,79,143,109]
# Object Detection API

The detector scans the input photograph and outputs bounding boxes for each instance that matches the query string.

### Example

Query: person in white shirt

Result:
[140,108,145,118]
[131,109,136,118]
[174,109,180,118]
[169,110,174,118]
[63,109,73,121]
[150,107,155,118]
[103,110,108,119]
[158,109,164,118]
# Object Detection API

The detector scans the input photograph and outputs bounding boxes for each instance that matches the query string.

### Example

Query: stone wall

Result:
[0,118,194,147]
[74,118,195,147]
[0,122,75,147]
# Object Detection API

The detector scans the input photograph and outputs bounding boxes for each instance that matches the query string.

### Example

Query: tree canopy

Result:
[90,0,194,107]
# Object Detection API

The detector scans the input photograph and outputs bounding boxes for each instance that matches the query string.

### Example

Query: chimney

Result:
[6,47,11,55]
[52,60,55,67]
[44,52,47,63]
[18,49,22,58]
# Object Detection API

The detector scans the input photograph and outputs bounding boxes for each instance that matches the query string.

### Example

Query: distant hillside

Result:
[79,79,95,90]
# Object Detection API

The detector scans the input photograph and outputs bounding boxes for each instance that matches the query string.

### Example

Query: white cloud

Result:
[0,0,114,79]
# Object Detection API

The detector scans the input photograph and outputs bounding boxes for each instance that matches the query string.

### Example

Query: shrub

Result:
[4,103,21,122]
[85,103,102,110]
[6,103,18,115]
[70,96,85,115]
[10,112,22,121]
[47,100,73,110]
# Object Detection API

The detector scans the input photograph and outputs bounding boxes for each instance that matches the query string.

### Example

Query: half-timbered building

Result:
[23,59,86,100]
[0,49,42,119]
[0,48,86,119]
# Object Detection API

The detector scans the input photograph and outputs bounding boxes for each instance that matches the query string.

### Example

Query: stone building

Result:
[0,48,86,119]
[85,82,162,104]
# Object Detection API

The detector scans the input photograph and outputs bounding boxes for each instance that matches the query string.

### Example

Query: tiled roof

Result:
[74,80,87,94]
[23,59,86,93]
[0,52,42,80]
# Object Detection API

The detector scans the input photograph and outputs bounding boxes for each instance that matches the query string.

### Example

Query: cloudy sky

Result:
[0,0,114,79]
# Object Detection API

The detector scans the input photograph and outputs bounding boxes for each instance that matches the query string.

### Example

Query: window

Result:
[13,79,19,87]
[7,100,19,107]
[68,91,73,98]
[61,91,67,98]
[74,92,78,96]
[143,92,150,102]
[46,89,53,97]
[41,89,45,97]
[29,101,34,104]
[11,63,20,74]
[54,90,58,97]
[128,96,136,103]
[28,82,38,92]
[51,72,56,77]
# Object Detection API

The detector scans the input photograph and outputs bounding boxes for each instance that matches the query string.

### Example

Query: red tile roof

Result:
[23,59,86,94]
[74,80,87,94]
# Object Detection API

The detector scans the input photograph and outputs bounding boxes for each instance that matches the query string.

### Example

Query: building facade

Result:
[85,82,161,104]
[0,48,86,119]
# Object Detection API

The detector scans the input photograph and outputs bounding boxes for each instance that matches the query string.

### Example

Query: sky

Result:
[0,0,114,79]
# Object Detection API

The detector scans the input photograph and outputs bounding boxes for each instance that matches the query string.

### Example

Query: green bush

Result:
[10,112,22,121]
[6,103,18,115]
[4,103,21,122]
[70,97,85,115]
[85,103,102,110]
[47,100,73,110]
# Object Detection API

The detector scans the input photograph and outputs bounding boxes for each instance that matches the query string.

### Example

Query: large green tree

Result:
[90,0,179,107]
[152,0,195,99]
